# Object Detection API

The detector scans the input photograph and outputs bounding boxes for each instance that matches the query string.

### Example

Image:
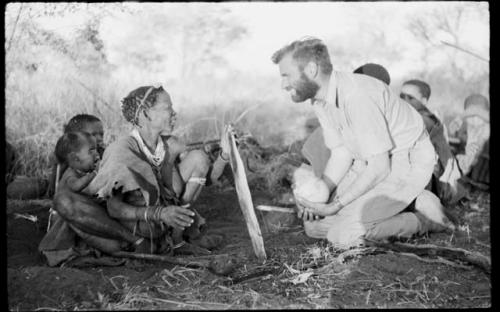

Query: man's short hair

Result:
[353,63,391,85]
[402,79,431,100]
[271,37,333,75]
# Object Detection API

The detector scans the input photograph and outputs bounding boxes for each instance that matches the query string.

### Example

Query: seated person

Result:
[448,94,490,186]
[39,131,101,266]
[400,79,464,204]
[39,84,232,266]
[46,114,105,197]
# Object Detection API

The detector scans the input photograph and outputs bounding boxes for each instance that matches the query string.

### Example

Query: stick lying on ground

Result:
[111,251,236,276]
[256,205,296,214]
[364,239,491,273]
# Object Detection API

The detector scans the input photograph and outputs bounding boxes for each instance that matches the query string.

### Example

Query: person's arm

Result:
[107,190,195,230]
[336,151,390,206]
[456,124,489,175]
[297,151,390,217]
[209,125,234,184]
[67,171,97,193]
[295,144,353,221]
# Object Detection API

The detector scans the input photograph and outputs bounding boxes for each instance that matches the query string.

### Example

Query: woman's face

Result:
[146,90,177,134]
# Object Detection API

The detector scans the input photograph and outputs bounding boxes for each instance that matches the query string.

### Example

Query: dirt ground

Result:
[7,186,490,310]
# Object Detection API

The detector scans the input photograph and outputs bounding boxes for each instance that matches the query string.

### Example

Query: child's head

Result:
[463,94,489,124]
[64,114,104,156]
[55,131,100,173]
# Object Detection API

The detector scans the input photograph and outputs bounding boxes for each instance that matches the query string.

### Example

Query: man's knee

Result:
[185,150,210,174]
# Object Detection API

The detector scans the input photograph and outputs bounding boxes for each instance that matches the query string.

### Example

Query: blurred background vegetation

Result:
[4,2,489,179]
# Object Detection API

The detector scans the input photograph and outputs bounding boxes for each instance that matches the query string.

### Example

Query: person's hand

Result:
[448,117,463,136]
[159,205,195,230]
[220,124,235,160]
[294,194,322,221]
[295,195,343,218]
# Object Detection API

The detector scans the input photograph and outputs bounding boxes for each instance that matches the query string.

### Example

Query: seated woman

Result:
[43,85,232,264]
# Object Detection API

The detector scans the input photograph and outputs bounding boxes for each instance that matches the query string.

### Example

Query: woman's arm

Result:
[297,151,390,217]
[209,125,234,184]
[107,190,195,230]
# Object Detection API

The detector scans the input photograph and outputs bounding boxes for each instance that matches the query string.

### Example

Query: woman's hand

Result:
[295,195,343,219]
[219,124,235,160]
[159,205,195,230]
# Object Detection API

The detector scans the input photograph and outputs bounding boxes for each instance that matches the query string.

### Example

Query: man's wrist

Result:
[333,196,344,209]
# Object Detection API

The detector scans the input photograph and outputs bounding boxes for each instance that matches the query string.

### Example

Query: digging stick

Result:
[227,129,267,261]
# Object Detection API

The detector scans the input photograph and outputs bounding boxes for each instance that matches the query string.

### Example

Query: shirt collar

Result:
[312,71,337,107]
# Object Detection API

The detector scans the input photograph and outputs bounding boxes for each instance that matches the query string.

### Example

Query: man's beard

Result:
[291,72,320,103]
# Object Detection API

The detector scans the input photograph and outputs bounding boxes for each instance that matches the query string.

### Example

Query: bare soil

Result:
[7,187,490,310]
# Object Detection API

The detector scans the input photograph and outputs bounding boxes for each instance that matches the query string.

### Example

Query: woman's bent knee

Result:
[184,150,210,174]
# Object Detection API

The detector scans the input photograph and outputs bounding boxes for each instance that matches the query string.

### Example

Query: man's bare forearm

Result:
[337,153,390,207]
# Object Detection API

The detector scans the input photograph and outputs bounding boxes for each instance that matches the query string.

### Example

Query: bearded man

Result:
[271,38,453,247]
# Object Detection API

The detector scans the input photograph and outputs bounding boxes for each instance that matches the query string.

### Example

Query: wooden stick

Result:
[256,205,296,214]
[227,129,267,261]
[111,251,235,275]
[365,240,490,273]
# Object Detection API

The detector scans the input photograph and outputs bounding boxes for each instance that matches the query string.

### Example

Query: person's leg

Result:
[175,149,211,203]
[170,150,214,254]
[54,190,140,245]
[306,133,442,246]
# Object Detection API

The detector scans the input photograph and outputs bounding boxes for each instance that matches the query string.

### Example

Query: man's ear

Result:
[304,61,319,79]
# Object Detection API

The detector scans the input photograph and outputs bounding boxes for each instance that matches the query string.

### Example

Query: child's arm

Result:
[66,171,97,192]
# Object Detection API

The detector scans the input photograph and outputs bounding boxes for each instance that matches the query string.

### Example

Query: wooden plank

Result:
[227,130,267,261]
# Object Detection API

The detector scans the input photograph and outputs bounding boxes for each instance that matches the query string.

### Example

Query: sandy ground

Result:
[7,187,490,309]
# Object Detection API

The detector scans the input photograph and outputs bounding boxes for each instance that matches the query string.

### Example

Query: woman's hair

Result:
[64,114,102,133]
[121,86,165,126]
[54,131,92,164]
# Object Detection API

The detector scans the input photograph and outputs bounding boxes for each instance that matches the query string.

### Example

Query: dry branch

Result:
[111,251,235,275]
[365,240,490,273]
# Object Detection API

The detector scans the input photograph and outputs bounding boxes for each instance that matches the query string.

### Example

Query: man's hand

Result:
[294,194,323,221]
[295,195,343,218]
[160,205,195,230]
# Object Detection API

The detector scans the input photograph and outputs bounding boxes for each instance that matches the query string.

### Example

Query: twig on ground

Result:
[364,239,490,273]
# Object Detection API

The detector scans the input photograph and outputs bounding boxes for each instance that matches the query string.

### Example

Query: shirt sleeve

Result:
[343,93,394,158]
